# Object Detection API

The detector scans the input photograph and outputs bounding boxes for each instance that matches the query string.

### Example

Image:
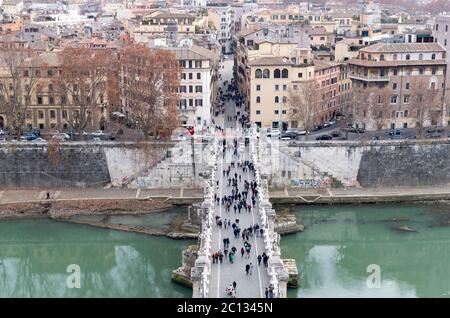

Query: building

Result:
[134,11,196,43]
[207,5,235,54]
[1,0,24,17]
[348,42,447,130]
[433,15,450,125]
[171,43,218,133]
[313,59,341,124]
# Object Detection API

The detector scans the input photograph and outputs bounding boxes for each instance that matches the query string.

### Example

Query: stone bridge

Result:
[190,126,289,298]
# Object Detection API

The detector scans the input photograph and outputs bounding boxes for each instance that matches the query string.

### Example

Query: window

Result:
[405,54,410,60]
[380,54,385,61]
[38,110,44,119]
[403,95,409,104]
[188,73,193,80]
[197,73,201,79]
[37,96,43,105]
[419,53,423,60]
[432,67,436,75]
[275,85,279,91]
[256,85,261,91]
[48,69,53,77]
[181,73,187,80]
[263,69,270,78]
[256,110,261,115]
[432,53,436,60]
[405,83,410,90]
[298,72,303,78]
[275,96,279,103]
[282,85,287,91]
[293,85,298,90]
[393,83,397,90]
[195,99,203,106]
[48,84,53,92]
[49,96,55,105]
[255,69,262,78]
[189,99,194,107]
[282,96,287,103]
[50,110,56,119]
[391,95,397,104]
[195,61,202,68]
[256,96,260,103]
[195,85,202,93]
[189,86,193,93]
[393,54,397,60]
[23,70,29,77]
[274,69,281,78]
[281,69,288,78]
[419,67,424,75]
[282,110,287,114]
[62,110,67,119]
[431,82,436,89]
[179,86,186,93]
[404,110,408,117]
[274,110,279,114]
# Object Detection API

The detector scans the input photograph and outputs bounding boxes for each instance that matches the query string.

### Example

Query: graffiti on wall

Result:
[290,177,333,189]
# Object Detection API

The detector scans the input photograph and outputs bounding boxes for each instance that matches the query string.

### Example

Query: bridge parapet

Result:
[192,130,219,298]
[249,125,289,298]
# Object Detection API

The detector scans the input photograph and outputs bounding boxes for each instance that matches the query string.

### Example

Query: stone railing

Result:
[249,124,289,298]
[191,127,219,298]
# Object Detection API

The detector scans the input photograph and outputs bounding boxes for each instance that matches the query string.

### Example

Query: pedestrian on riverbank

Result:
[245,264,250,275]
[249,262,253,275]
[257,254,262,266]
[240,247,245,257]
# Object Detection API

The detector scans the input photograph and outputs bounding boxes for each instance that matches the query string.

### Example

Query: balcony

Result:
[348,72,389,82]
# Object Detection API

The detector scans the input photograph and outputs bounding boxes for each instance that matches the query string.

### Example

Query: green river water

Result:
[1,204,450,297]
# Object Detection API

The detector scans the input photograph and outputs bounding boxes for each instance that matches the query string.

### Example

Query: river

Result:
[1,203,450,297]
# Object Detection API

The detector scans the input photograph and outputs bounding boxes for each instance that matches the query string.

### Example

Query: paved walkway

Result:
[208,137,270,298]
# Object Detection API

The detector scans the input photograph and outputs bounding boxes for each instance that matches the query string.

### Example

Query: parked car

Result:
[350,127,365,133]
[0,129,5,135]
[266,129,281,138]
[426,126,445,133]
[25,132,37,141]
[331,131,341,138]
[316,134,333,140]
[52,133,70,141]
[91,130,104,137]
[425,132,442,139]
[92,137,101,142]
[297,130,307,135]
[33,137,47,142]
[280,131,298,140]
[389,129,402,136]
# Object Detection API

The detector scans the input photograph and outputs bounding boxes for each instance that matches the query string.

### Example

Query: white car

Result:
[52,133,70,141]
[266,129,281,138]
[91,130,104,137]
[34,138,47,142]
[0,129,5,135]
[175,134,187,141]
[297,130,307,135]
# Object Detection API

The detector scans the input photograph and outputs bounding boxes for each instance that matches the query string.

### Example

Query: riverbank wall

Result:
[3,139,450,189]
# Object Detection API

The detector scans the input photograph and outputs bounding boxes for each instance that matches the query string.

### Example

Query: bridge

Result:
[190,125,289,298]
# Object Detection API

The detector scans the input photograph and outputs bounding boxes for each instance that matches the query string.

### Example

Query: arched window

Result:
[275,96,279,103]
[406,54,410,60]
[419,53,423,60]
[282,96,287,103]
[255,69,262,78]
[432,53,436,60]
[263,69,270,78]
[282,69,289,78]
[256,96,261,103]
[368,54,372,60]
[380,54,385,61]
[274,69,281,78]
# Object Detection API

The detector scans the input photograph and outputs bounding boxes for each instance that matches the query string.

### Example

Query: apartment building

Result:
[235,25,311,112]
[313,59,341,124]
[0,51,109,131]
[171,44,218,133]
[134,11,196,43]
[248,56,314,129]
[433,15,450,124]
[348,42,447,130]
[207,5,235,54]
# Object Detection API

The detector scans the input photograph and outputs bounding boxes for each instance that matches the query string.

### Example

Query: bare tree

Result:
[119,44,180,140]
[409,78,442,138]
[57,48,113,140]
[288,80,320,138]
[0,47,37,136]
[369,85,392,132]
